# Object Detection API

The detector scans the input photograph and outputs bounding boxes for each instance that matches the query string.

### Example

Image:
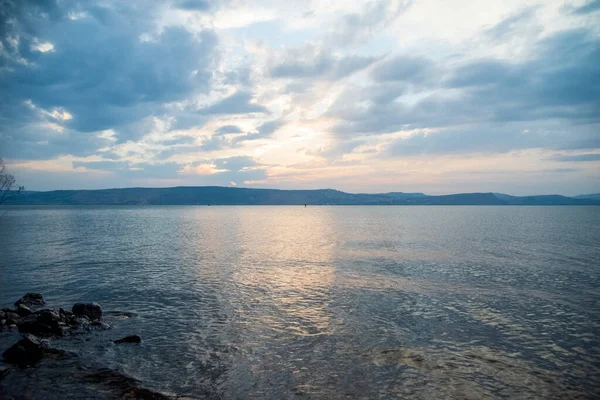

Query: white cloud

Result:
[1,0,598,195]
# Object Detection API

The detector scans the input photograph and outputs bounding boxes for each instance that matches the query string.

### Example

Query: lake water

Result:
[1,206,599,399]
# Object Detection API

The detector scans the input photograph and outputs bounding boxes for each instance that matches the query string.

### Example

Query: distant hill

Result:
[574,194,600,200]
[3,186,599,206]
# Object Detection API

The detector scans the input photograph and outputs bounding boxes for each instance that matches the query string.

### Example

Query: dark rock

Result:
[84,369,170,399]
[0,365,9,380]
[16,304,32,317]
[2,334,49,365]
[91,321,111,330]
[59,308,75,320]
[17,319,57,337]
[72,302,103,321]
[17,310,66,336]
[4,311,21,326]
[74,315,91,327]
[14,293,45,308]
[36,309,62,326]
[20,314,38,324]
[114,335,142,344]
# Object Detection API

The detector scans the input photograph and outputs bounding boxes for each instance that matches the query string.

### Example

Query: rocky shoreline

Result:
[0,293,174,400]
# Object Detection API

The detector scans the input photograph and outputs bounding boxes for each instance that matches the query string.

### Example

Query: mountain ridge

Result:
[3,186,599,205]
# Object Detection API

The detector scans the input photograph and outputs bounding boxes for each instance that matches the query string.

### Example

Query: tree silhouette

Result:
[0,158,24,205]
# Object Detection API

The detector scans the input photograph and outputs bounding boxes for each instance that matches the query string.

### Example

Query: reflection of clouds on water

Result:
[1,206,600,399]
[233,264,337,336]
[230,207,338,337]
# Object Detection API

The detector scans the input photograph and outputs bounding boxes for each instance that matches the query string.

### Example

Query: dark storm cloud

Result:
[0,0,219,157]
[328,27,600,156]
[550,154,600,162]
[197,91,268,115]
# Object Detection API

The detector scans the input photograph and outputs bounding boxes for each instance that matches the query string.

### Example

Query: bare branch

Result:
[0,158,24,206]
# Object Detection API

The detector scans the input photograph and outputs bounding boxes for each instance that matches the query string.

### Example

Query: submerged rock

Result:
[14,293,46,308]
[114,335,142,344]
[84,368,171,399]
[72,302,103,321]
[91,321,111,330]
[2,334,49,366]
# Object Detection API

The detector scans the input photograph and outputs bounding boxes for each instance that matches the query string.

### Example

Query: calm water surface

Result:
[1,206,599,399]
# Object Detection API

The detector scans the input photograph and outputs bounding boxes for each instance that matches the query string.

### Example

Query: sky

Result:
[0,0,599,195]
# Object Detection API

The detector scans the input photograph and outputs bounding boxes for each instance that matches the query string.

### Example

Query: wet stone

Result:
[59,308,75,320]
[14,293,46,308]
[0,365,9,380]
[91,321,111,330]
[17,309,70,337]
[114,335,142,344]
[2,334,49,366]
[72,303,103,321]
[36,309,62,327]
[3,311,21,326]
[17,319,57,337]
[16,304,32,317]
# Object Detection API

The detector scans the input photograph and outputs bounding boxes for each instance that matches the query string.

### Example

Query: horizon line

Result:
[14,185,599,198]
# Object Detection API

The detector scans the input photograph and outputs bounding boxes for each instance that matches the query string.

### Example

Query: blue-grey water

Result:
[1,206,599,399]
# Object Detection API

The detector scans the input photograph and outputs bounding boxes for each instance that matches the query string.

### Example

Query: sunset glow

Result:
[1,0,599,194]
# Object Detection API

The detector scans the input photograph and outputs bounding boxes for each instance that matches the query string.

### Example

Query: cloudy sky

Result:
[1,0,599,195]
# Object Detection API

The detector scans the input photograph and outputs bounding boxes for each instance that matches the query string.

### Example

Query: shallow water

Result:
[1,206,599,399]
